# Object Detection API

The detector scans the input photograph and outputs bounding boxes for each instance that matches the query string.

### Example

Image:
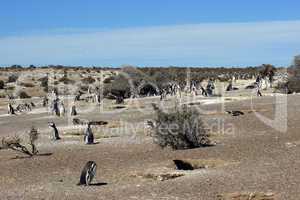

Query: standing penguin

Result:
[78,161,97,186]
[48,122,61,140]
[8,103,15,115]
[84,123,94,144]
[42,96,48,107]
[95,93,101,105]
[59,102,65,117]
[70,103,77,116]
[206,79,215,96]
[255,75,263,97]
[51,98,60,116]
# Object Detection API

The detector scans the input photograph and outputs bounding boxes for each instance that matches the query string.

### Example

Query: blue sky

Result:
[0,0,300,67]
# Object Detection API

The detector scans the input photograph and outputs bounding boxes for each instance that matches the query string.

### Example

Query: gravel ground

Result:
[0,93,299,200]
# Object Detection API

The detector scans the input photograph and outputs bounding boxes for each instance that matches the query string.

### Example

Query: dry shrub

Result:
[0,127,39,157]
[59,76,75,84]
[38,76,48,92]
[103,75,131,98]
[7,74,19,83]
[151,104,210,150]
[81,76,96,84]
[19,82,35,87]
[0,80,4,89]
[103,76,114,84]
[39,76,48,87]
[6,85,15,90]
[104,67,154,98]
[79,84,89,92]
[18,91,31,99]
[287,55,300,93]
[260,64,276,78]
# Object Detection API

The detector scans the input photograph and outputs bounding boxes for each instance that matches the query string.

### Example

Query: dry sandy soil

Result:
[0,71,298,200]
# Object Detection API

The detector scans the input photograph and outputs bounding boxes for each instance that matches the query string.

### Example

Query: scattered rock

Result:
[217,192,277,200]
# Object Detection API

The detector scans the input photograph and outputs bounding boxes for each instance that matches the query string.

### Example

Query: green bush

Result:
[151,104,210,150]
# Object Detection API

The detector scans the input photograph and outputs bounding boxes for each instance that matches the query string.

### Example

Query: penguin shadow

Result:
[11,152,53,160]
[77,182,108,187]
[86,142,100,145]
[89,182,108,186]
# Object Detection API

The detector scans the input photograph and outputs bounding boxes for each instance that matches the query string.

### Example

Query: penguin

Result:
[84,123,94,144]
[48,122,61,140]
[78,161,97,186]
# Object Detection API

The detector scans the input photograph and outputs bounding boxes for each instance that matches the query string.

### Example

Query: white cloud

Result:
[0,20,300,66]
